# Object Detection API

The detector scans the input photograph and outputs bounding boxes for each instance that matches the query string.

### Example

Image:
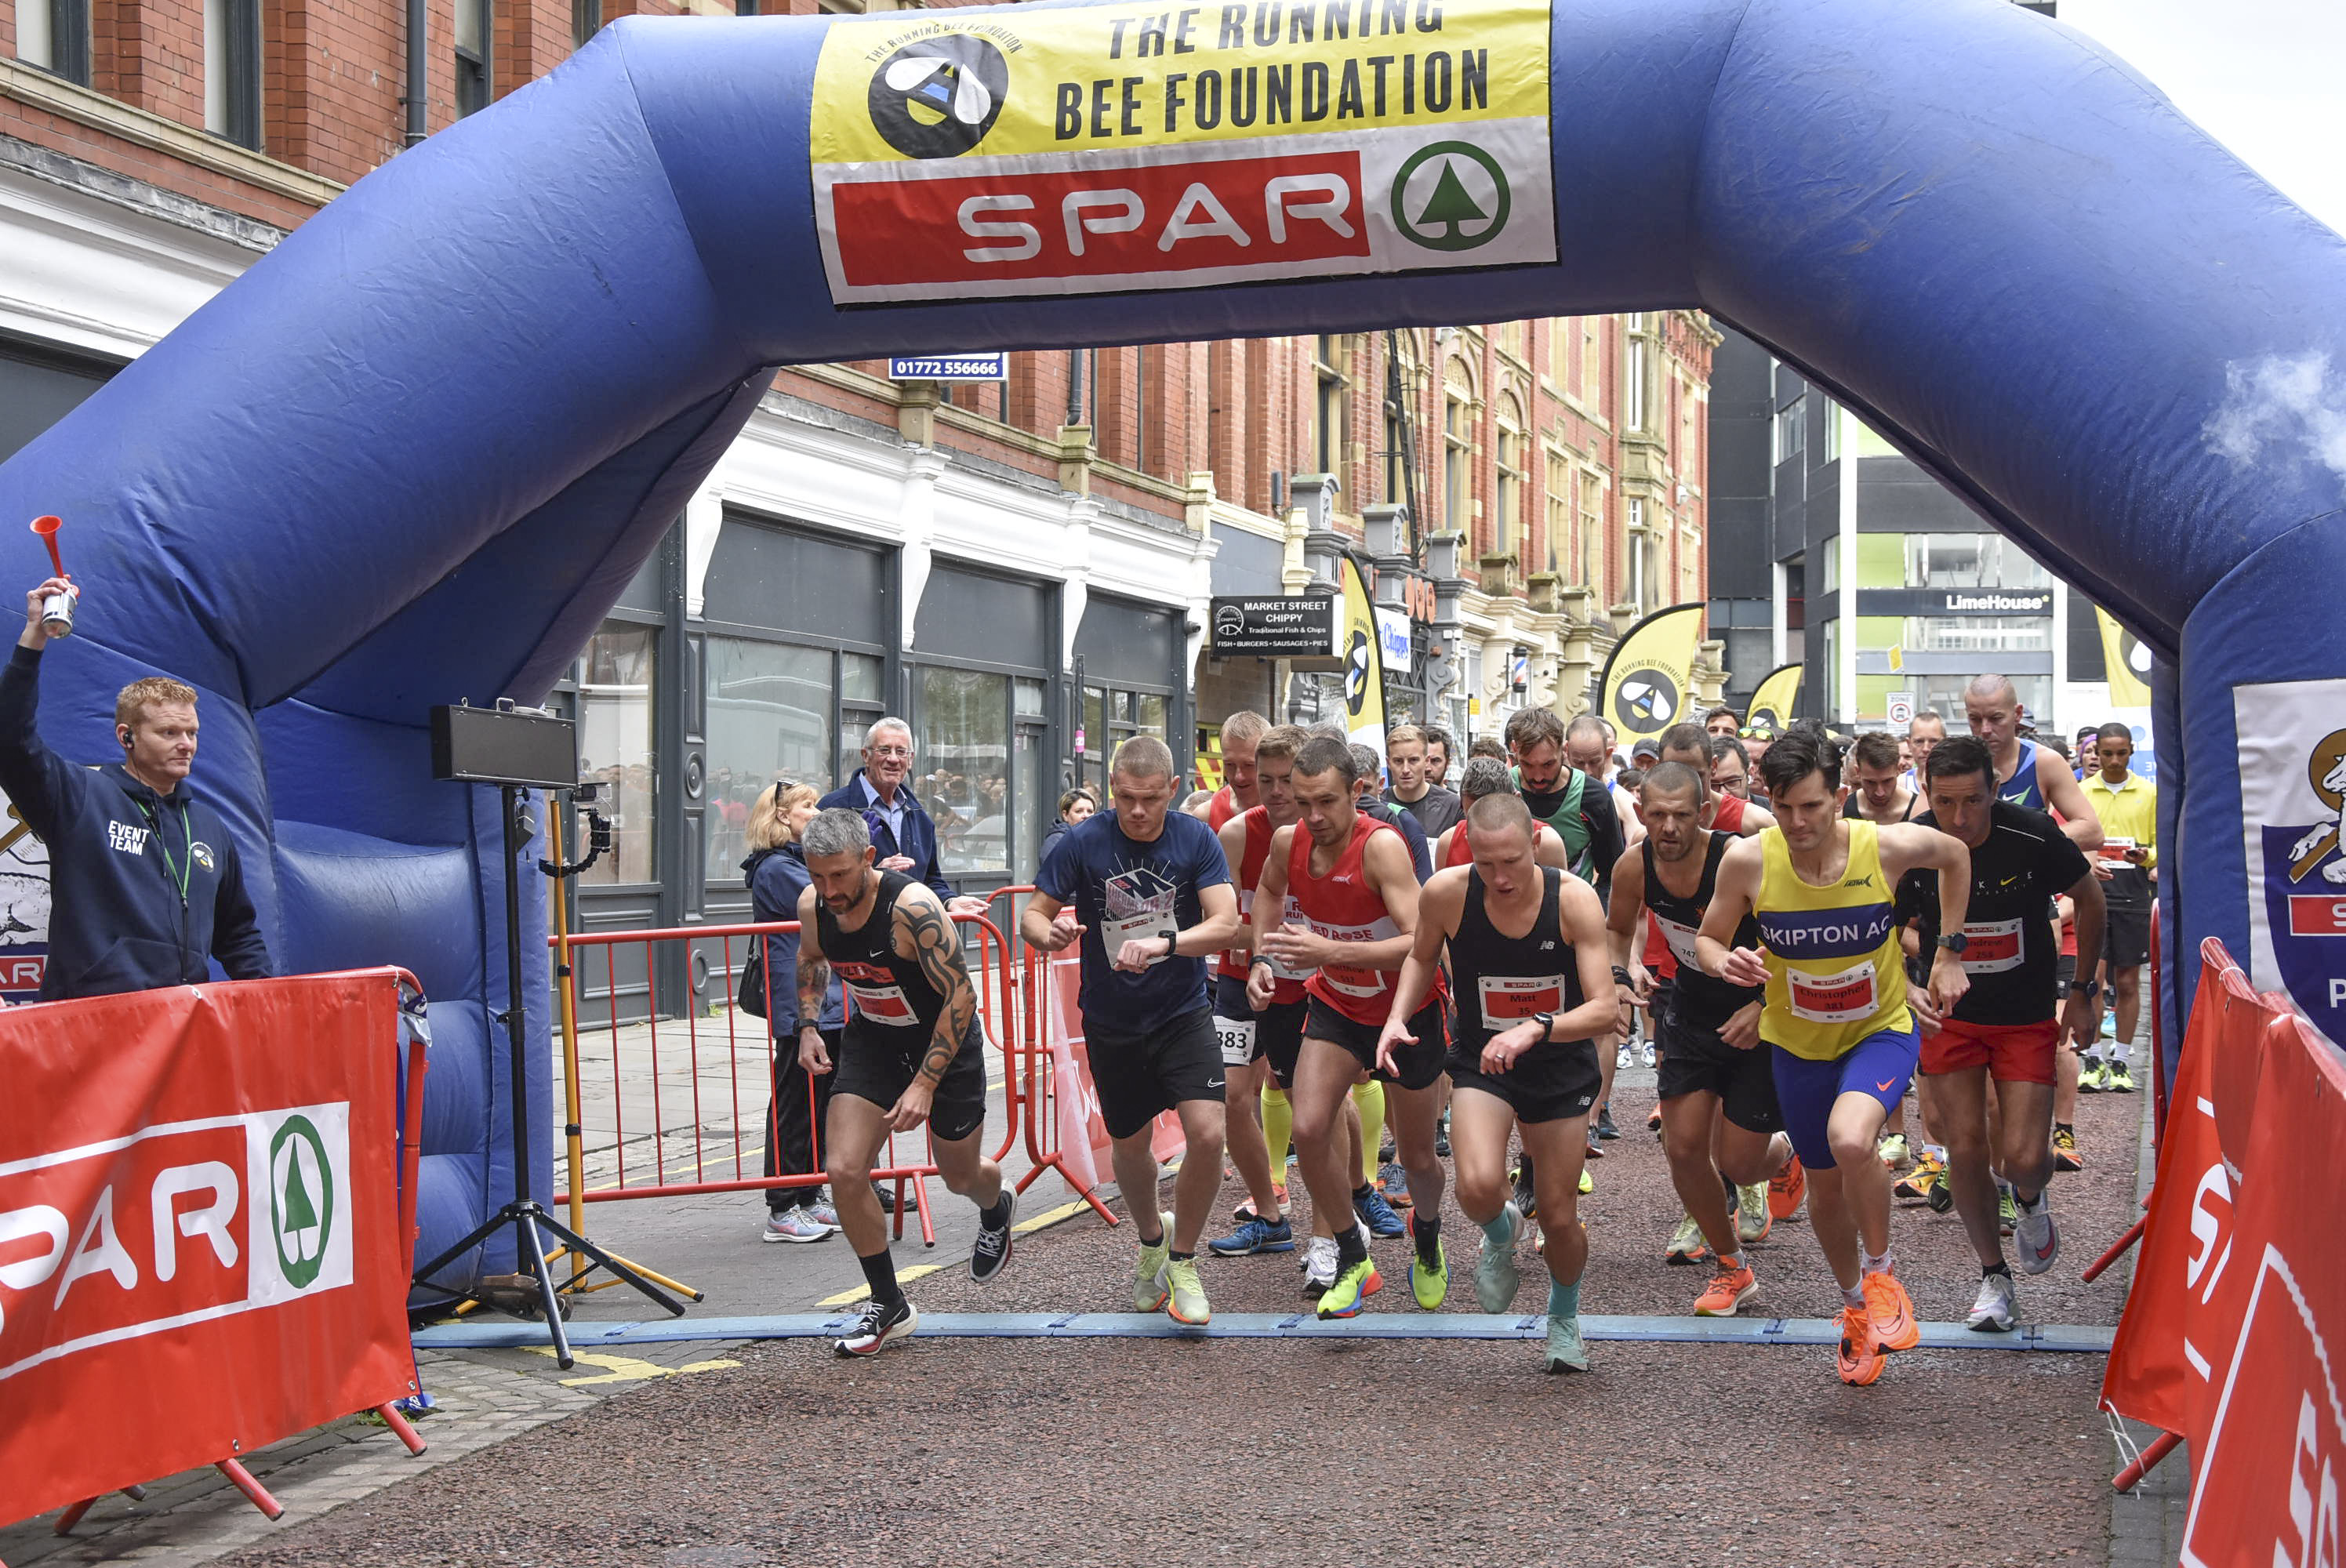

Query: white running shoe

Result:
[1301,1234,1339,1298]
[2013,1189,2061,1275]
[1966,1271,2017,1333]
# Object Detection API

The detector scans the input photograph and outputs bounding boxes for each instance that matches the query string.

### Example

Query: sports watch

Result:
[1935,932,1970,955]
[2069,977,2101,1000]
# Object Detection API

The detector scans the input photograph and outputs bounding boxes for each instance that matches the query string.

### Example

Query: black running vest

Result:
[1642,833,1765,1031]
[815,870,947,1046]
[1451,867,1585,1053]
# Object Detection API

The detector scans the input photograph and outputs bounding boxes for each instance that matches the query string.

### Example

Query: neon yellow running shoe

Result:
[1316,1253,1382,1319]
[1164,1257,1210,1326]
[1578,1165,1594,1195]
[1408,1224,1449,1309]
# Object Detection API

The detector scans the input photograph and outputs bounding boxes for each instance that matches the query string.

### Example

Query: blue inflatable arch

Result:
[3,0,2340,1276]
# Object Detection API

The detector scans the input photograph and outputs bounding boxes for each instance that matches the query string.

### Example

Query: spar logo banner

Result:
[808,0,1556,304]
[2232,677,2346,1044]
[0,971,411,1526]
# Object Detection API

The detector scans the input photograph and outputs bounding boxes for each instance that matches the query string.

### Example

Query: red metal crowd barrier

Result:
[984,886,1117,1225]
[549,899,1113,1242]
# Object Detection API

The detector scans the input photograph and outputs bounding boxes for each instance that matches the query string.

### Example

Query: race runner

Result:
[1608,762,1802,1313]
[794,809,1013,1357]
[1020,736,1241,1326]
[1384,793,1616,1371]
[1435,756,1568,871]
[1692,727,1974,1386]
[1843,731,1926,1172]
[1963,674,2103,852]
[1247,735,1450,1319]
[1207,724,1312,1258]
[1205,710,1268,830]
[1639,724,1774,1100]
[1897,735,2104,1330]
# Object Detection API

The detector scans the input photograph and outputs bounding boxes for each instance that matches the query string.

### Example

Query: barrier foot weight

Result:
[2115,1429,2181,1491]
[373,1402,428,1456]
[214,1459,284,1521]
[2081,1217,2148,1283]
[51,1497,96,1535]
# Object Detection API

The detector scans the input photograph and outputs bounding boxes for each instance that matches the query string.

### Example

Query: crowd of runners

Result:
[790,674,2157,1388]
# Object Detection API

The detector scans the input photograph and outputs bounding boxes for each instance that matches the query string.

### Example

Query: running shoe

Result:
[1665,1213,1709,1265]
[1578,1165,1594,1196]
[803,1192,841,1229]
[1378,1160,1414,1208]
[2013,1190,2060,1275]
[2079,1056,2108,1092]
[1596,1105,1622,1141]
[1301,1234,1338,1298]
[1434,1123,1452,1159]
[970,1189,1015,1283]
[1317,1254,1382,1319]
[1355,1185,1407,1239]
[1164,1257,1210,1325]
[833,1296,917,1357]
[1768,1154,1807,1220]
[1998,1185,2019,1236]
[1408,1223,1450,1309]
[1135,1210,1174,1312]
[763,1206,831,1244]
[1616,1043,1633,1069]
[1877,1133,1911,1170]
[1893,1150,1946,1203]
[1640,1040,1657,1069]
[1693,1259,1758,1317]
[1229,1185,1287,1226]
[1736,1182,1772,1244]
[2108,1061,2137,1093]
[1836,1305,1885,1386]
[1584,1127,1605,1159]
[1861,1269,1921,1353]
[1925,1174,1956,1214]
[1545,1310,1589,1373]
[2052,1127,2083,1173]
[1208,1214,1296,1256]
[1474,1203,1524,1312]
[1511,1166,1538,1221]
[1966,1271,2017,1333]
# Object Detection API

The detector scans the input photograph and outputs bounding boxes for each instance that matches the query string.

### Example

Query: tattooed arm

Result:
[794,884,833,1075]
[886,884,977,1133]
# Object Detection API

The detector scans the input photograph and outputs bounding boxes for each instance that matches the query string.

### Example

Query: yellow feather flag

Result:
[2095,607,2154,708]
[1338,555,1387,765]
[1745,662,1803,735]
[1597,602,1706,743]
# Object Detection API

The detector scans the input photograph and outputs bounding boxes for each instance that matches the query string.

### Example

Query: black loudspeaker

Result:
[430,701,577,790]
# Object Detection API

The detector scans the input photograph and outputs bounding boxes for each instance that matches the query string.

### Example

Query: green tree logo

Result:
[1392,143,1512,252]
[270,1116,335,1289]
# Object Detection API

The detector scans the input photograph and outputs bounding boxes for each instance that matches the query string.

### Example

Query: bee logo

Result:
[869,38,1008,160]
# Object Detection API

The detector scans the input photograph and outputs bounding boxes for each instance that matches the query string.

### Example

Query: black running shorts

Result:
[1654,1011,1785,1134]
[1447,1036,1602,1124]
[832,1013,989,1143]
[1212,974,1309,1087]
[1084,1005,1226,1141]
[1304,995,1448,1091]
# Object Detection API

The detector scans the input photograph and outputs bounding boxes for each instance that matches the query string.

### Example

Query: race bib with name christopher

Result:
[1788,960,1880,1025]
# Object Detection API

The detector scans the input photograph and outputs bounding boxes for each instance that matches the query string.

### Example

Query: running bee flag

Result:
[2095,607,2154,708]
[1597,603,1704,744]
[807,0,1556,304]
[0,972,412,1525]
[1339,554,1387,767]
[1745,662,1802,735]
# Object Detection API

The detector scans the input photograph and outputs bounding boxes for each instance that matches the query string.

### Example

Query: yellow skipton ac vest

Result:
[1754,819,1912,1060]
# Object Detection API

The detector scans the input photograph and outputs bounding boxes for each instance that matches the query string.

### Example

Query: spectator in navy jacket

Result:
[744,780,846,1244]
[0,574,272,1000]
[818,717,985,917]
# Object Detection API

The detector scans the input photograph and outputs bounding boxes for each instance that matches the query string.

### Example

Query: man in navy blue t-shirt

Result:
[1022,735,1240,1326]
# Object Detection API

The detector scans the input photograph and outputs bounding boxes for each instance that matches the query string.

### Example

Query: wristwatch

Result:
[1611,965,1633,987]
[1530,1011,1556,1040]
[2069,978,2101,1000]
[1160,931,1178,960]
[1935,932,1970,955]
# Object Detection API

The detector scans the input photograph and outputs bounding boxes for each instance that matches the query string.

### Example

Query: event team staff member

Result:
[795,809,1013,1358]
[2079,722,2155,1093]
[0,575,271,1000]
[1894,735,2104,1333]
[819,717,986,918]
[1383,793,1617,1374]
[1693,726,1972,1388]
[1021,735,1240,1327]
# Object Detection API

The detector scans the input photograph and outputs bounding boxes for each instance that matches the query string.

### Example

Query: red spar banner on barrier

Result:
[1044,955,1187,1194]
[0,972,412,1525]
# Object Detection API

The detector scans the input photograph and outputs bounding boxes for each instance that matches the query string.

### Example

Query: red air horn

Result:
[30,515,76,637]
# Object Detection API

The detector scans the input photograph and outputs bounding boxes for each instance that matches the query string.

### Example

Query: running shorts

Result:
[1921,1016,2060,1086]
[1305,995,1448,1091]
[1084,1005,1226,1140]
[1447,1036,1601,1124]
[1654,1011,1785,1134]
[1212,973,1309,1087]
[833,1013,989,1143]
[1767,1025,1920,1171]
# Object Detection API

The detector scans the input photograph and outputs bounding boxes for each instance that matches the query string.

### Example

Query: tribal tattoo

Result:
[900,891,974,1086]
[795,913,830,1029]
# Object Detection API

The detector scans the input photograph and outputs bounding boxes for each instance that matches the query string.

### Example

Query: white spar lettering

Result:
[961,177,1356,265]
[0,1163,242,1330]
[2284,1392,2342,1568]
[2332,978,2346,1008]
[2186,1160,2232,1302]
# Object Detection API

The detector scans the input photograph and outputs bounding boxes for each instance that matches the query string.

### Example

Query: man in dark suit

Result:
[820,717,985,917]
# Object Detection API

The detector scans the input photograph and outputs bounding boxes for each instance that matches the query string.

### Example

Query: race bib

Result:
[1308,913,1395,998]
[844,981,919,1026]
[1960,916,2025,975]
[1479,974,1565,1025]
[1213,1014,1257,1065]
[1787,960,1880,1025]
[1651,913,1703,971]
[1319,968,1389,1000]
[1101,909,1175,967]
[2097,836,2138,864]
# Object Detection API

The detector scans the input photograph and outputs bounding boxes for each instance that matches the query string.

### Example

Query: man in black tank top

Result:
[1604,763,1802,1320]
[1382,793,1618,1374]
[794,810,1012,1358]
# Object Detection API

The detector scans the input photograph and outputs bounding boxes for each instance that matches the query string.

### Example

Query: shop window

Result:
[1315,335,1346,476]
[577,622,657,886]
[456,0,491,117]
[1775,393,1806,464]
[572,0,599,44]
[1624,328,1649,432]
[919,666,1010,877]
[704,637,837,880]
[841,651,885,782]
[1493,414,1523,555]
[1576,467,1602,589]
[203,0,261,149]
[1543,451,1568,576]
[1907,615,2052,654]
[1443,392,1469,534]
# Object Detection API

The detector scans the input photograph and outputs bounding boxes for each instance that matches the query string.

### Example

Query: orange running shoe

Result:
[1862,1269,1921,1353]
[1767,1154,1807,1220]
[1692,1260,1758,1317]
[1836,1305,1886,1385]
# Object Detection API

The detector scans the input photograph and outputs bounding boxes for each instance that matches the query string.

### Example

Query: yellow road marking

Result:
[1013,1198,1089,1236]
[527,1348,742,1386]
[819,1262,942,1308]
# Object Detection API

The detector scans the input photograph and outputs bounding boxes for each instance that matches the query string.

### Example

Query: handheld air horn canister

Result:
[29,516,74,637]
